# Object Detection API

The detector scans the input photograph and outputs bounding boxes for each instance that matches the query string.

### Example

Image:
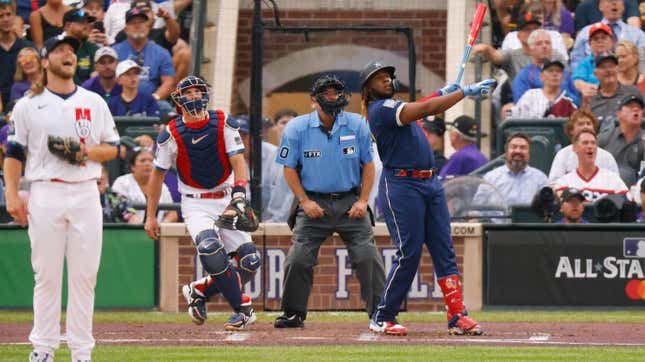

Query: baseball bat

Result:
[456,3,487,85]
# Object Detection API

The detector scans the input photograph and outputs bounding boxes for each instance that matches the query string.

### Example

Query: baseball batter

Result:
[144,76,260,331]
[360,61,495,336]
[4,34,119,361]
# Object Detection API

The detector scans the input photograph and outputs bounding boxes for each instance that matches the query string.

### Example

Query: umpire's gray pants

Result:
[281,193,385,319]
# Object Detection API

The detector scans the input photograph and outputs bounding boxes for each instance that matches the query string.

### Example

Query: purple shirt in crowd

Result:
[439,143,488,180]
[9,80,31,102]
[544,7,575,36]
[81,76,123,102]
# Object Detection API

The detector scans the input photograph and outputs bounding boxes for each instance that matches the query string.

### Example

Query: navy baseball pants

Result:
[372,170,459,322]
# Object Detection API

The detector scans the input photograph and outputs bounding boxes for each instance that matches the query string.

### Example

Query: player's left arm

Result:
[398,91,465,125]
[229,153,249,190]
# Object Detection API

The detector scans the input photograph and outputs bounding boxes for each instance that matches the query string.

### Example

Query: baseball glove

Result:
[215,196,259,232]
[47,135,84,165]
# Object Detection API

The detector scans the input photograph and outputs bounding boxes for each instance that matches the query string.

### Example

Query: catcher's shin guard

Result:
[234,242,261,283]
[438,275,483,336]
[196,230,228,275]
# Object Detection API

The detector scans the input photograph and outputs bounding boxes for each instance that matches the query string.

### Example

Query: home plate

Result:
[529,334,551,342]
[357,333,379,341]
[224,333,249,342]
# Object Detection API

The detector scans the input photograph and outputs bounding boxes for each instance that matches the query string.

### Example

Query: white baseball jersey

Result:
[9,87,119,181]
[548,144,620,182]
[553,168,630,202]
[511,89,575,118]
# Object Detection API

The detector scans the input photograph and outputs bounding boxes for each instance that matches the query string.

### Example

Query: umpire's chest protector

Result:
[168,110,231,189]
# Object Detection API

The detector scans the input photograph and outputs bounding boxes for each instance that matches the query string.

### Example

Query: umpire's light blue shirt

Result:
[276,110,373,193]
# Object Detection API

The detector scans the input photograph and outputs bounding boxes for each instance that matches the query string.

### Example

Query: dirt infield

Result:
[2,321,645,347]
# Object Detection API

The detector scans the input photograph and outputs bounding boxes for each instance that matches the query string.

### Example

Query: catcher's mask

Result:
[310,74,349,118]
[171,75,210,117]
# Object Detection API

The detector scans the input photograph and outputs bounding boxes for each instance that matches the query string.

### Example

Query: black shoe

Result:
[274,313,304,328]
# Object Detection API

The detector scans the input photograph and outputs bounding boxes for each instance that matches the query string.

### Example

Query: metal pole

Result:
[189,0,207,75]
[250,0,264,217]
[405,29,416,102]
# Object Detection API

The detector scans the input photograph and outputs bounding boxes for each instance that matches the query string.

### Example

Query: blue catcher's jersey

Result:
[166,109,232,189]
[367,98,435,169]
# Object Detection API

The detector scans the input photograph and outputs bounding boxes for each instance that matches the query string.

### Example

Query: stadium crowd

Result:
[3,0,645,224]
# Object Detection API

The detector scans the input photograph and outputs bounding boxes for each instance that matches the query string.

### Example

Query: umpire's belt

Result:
[184,190,227,199]
[392,168,436,179]
[305,187,359,200]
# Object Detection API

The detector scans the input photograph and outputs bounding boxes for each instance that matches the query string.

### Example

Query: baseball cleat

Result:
[274,313,305,328]
[369,319,408,336]
[448,313,483,336]
[29,351,54,362]
[182,283,207,325]
[224,306,256,331]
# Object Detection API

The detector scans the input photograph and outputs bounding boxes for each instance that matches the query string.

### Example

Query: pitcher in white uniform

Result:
[3,34,119,362]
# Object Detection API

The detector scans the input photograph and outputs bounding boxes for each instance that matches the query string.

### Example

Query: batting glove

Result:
[437,83,461,97]
[461,79,497,97]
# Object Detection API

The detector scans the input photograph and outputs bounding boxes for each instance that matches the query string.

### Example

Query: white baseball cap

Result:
[94,46,118,62]
[116,59,142,78]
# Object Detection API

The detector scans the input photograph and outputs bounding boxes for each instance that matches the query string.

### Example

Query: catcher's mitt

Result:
[47,135,85,165]
[215,196,259,232]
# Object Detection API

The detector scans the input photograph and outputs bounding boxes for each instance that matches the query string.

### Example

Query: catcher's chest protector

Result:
[168,110,231,189]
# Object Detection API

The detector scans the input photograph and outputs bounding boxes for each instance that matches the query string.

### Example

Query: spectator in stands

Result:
[273,108,298,143]
[28,0,71,49]
[554,129,629,202]
[572,22,615,97]
[615,40,644,86]
[549,109,620,182]
[82,0,108,47]
[502,1,569,62]
[112,147,177,222]
[575,0,641,32]
[81,46,122,102]
[15,0,44,25]
[585,51,642,131]
[512,58,578,118]
[113,6,175,115]
[439,116,488,180]
[98,165,141,223]
[572,0,645,70]
[482,133,548,205]
[104,0,176,45]
[114,0,190,82]
[542,0,576,45]
[62,8,99,85]
[108,59,159,117]
[598,93,645,186]
[236,114,278,212]
[9,46,40,102]
[512,29,577,105]
[0,0,34,111]
[555,188,589,223]
[420,115,448,173]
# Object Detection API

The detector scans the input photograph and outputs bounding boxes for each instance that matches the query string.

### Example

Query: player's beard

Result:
[48,60,76,80]
[370,87,394,100]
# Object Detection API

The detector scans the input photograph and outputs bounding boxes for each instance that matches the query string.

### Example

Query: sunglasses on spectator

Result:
[18,53,39,65]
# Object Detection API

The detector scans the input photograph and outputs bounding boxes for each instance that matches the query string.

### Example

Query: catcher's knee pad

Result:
[235,243,261,282]
[196,230,228,275]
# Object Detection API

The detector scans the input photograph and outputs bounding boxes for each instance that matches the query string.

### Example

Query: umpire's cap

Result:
[41,34,80,58]
[359,61,395,88]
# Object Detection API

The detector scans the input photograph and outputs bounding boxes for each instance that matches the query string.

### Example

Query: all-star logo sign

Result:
[554,238,645,279]
[554,237,645,301]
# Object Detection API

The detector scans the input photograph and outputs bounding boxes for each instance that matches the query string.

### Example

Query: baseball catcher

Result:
[47,135,86,164]
[215,192,259,232]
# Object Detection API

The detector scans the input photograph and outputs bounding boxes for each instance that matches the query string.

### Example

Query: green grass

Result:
[2,310,645,324]
[1,345,645,361]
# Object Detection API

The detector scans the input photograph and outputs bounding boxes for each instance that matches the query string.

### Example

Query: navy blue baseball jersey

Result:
[367,98,435,169]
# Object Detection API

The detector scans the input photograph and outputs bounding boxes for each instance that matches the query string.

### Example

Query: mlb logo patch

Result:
[342,146,355,155]
[623,238,645,258]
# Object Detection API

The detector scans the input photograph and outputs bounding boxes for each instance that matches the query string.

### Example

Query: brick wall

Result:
[231,9,447,115]
[177,234,466,313]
